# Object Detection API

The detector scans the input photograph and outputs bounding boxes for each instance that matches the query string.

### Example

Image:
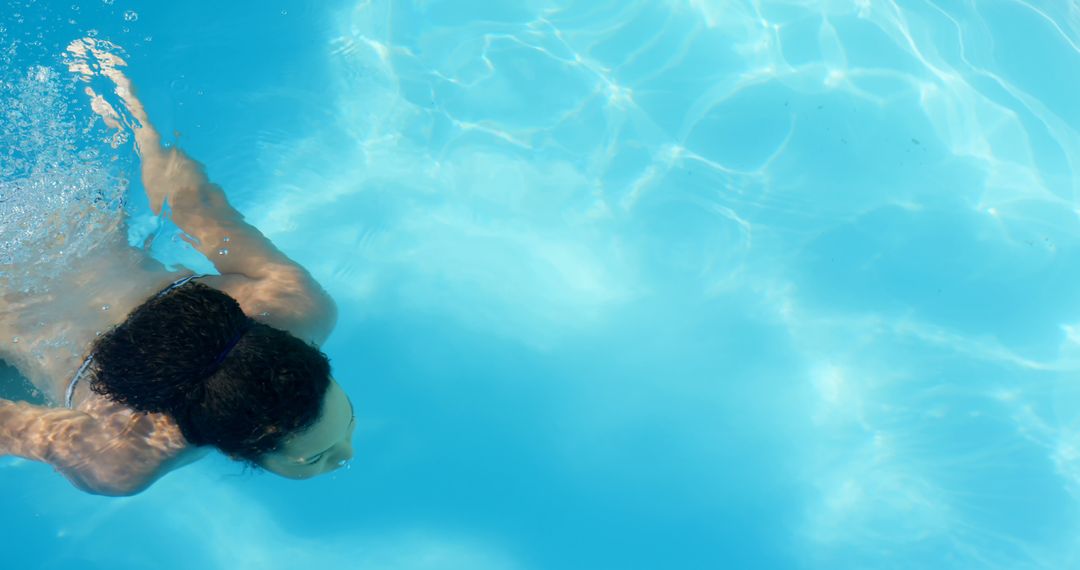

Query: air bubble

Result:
[218,248,229,255]
[87,29,98,38]
[109,130,129,148]
[280,9,288,15]
[102,0,114,4]
[222,236,230,243]
[123,10,137,21]
[101,304,110,311]
[11,337,18,343]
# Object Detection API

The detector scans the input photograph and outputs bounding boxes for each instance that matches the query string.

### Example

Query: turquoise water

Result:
[2,0,1079,568]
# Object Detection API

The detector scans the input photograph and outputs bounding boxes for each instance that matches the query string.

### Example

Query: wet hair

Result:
[87,281,331,467]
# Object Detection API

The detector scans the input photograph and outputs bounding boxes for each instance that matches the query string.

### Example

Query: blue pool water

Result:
[2,1,1079,568]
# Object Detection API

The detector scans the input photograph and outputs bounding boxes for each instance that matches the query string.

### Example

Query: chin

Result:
[273,469,318,480]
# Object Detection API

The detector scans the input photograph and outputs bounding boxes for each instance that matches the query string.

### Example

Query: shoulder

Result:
[199,269,337,346]
[67,396,204,496]
[0,394,205,497]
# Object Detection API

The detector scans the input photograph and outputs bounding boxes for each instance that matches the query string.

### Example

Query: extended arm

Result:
[122,107,298,285]
[69,38,337,344]
[132,119,338,344]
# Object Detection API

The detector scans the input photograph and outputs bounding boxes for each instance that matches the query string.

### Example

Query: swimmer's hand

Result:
[68,39,168,212]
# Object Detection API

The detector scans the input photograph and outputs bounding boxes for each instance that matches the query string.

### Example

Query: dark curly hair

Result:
[87,281,331,466]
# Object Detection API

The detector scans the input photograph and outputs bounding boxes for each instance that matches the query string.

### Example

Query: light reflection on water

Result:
[2,1,1080,568]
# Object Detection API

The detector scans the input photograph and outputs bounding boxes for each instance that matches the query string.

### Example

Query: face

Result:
[258,380,356,479]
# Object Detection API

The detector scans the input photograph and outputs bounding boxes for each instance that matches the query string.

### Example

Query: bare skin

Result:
[0,39,352,495]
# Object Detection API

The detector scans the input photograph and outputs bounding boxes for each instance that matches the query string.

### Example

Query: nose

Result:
[327,441,354,470]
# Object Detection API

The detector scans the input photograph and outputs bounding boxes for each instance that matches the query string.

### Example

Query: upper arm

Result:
[0,399,96,465]
[0,399,187,497]
[137,144,287,280]
[146,151,338,344]
[202,269,338,346]
[114,68,293,282]
[163,159,293,281]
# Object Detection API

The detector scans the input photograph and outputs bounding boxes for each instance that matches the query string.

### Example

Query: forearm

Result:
[103,62,336,339]
[79,44,308,284]
[108,63,323,290]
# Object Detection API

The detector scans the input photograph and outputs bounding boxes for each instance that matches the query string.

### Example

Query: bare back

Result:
[0,234,183,404]
[0,235,325,406]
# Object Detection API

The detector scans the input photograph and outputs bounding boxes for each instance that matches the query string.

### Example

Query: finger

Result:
[101,68,148,120]
[65,38,94,81]
[83,86,124,131]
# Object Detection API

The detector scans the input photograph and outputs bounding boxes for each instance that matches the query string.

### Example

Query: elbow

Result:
[77,476,151,497]
[85,478,151,497]
[314,292,338,345]
[294,278,338,346]
[64,465,154,497]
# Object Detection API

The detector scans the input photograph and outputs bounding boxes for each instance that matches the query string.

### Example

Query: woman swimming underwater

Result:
[0,39,354,496]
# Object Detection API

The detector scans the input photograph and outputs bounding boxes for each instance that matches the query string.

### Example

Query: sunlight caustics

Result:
[2,0,1080,568]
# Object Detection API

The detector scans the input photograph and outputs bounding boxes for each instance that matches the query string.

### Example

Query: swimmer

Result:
[0,39,353,496]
